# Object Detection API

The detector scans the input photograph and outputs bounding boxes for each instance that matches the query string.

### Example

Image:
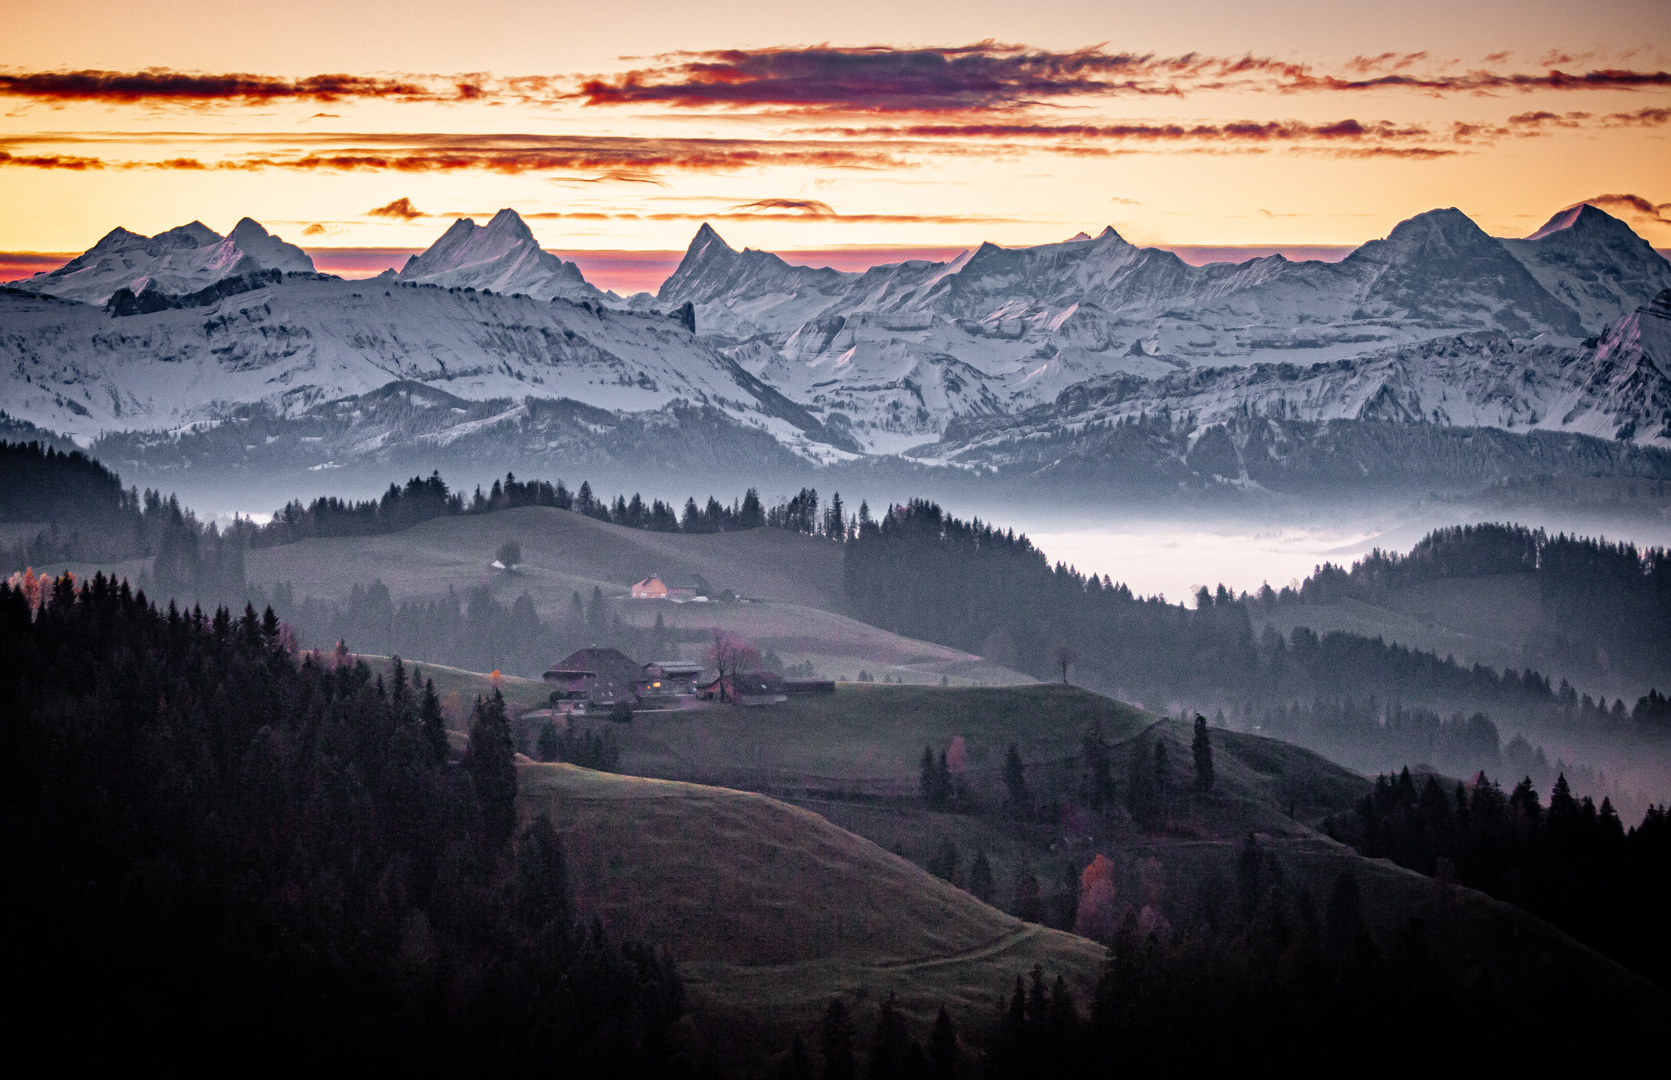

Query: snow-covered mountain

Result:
[659,205,1671,453]
[2,201,1668,488]
[917,287,1671,470]
[394,209,613,304]
[7,219,313,305]
[0,275,852,461]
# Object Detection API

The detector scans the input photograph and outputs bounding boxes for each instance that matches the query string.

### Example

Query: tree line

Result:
[1331,766,1671,989]
[0,572,697,1072]
[1265,522,1671,692]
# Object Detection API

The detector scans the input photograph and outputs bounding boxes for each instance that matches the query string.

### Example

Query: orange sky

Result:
[3,1,1668,265]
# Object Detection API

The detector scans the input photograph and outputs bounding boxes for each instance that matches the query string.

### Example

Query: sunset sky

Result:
[4,0,1668,291]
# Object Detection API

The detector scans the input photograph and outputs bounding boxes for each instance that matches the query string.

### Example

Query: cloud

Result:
[0,68,468,105]
[366,196,426,219]
[0,132,912,174]
[548,170,669,186]
[729,198,836,216]
[0,50,1663,120]
[0,149,103,169]
[1580,193,1671,225]
[576,45,1671,113]
[302,223,328,236]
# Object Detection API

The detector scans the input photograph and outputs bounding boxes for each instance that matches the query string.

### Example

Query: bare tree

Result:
[705,629,761,703]
[1053,643,1078,684]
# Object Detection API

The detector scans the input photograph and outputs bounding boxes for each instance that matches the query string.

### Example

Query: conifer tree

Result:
[969,850,995,904]
[1192,714,1215,793]
[420,677,448,762]
[513,812,572,932]
[927,1005,958,1080]
[820,997,857,1080]
[868,992,913,1080]
[1004,742,1029,814]
[465,689,517,844]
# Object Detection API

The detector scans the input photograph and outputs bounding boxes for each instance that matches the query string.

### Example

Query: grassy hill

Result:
[247,504,845,608]
[518,763,1107,1064]
[245,506,1035,684]
[363,661,1665,1066]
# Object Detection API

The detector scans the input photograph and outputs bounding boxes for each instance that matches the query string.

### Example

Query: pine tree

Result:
[969,850,995,904]
[536,721,561,763]
[1004,742,1029,814]
[465,690,518,844]
[513,812,572,933]
[420,677,448,762]
[1192,714,1215,793]
[868,992,912,1080]
[920,745,937,808]
[927,1005,958,1080]
[820,997,857,1080]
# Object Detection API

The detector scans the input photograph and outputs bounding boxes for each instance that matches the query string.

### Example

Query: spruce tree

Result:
[420,677,448,762]
[969,850,995,904]
[1003,742,1028,815]
[465,690,518,844]
[927,1005,958,1080]
[536,720,561,763]
[1192,714,1215,793]
[868,992,912,1080]
[513,811,572,933]
[820,997,857,1080]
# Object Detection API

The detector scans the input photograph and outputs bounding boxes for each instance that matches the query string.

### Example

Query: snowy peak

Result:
[395,209,604,303]
[1503,203,1671,334]
[8,217,313,305]
[657,224,741,301]
[1346,207,1584,336]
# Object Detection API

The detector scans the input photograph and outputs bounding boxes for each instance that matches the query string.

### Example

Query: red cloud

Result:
[0,68,456,104]
[366,196,426,219]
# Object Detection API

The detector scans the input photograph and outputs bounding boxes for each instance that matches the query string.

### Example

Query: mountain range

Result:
[3,201,1669,493]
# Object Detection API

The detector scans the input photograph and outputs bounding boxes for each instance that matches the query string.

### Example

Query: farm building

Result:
[631,575,701,601]
[543,647,647,711]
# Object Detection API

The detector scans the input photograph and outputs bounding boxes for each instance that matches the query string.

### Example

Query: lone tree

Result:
[495,539,521,568]
[1052,643,1078,684]
[1193,714,1216,793]
[705,629,760,703]
[969,849,995,904]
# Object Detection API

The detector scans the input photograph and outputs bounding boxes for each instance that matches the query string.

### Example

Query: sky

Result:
[3,0,1669,291]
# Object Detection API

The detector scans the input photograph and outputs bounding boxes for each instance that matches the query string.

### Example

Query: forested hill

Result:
[841,501,1671,764]
[1271,522,1671,695]
[0,440,130,525]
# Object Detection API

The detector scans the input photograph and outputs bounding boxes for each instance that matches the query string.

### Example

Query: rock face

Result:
[657,205,1671,452]
[0,275,847,462]
[8,218,313,305]
[394,209,610,304]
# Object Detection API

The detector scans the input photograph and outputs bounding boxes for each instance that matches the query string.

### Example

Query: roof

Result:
[544,647,642,684]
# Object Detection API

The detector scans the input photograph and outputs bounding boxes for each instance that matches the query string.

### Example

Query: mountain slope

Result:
[1504,204,1671,334]
[658,206,1667,452]
[6,218,313,305]
[0,274,851,461]
[395,209,612,304]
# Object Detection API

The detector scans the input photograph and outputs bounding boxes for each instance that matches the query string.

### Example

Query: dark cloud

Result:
[1581,193,1671,225]
[0,69,465,105]
[805,118,1435,143]
[575,43,1196,112]
[729,198,836,216]
[0,149,103,169]
[2,50,1663,119]
[0,133,910,174]
[366,196,426,219]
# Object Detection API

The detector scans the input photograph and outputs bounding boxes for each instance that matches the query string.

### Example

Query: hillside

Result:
[247,506,1034,682]
[517,763,1107,1063]
[497,680,1667,1064]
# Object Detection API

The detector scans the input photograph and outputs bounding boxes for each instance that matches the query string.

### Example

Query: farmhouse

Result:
[631,575,702,601]
[543,647,646,711]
